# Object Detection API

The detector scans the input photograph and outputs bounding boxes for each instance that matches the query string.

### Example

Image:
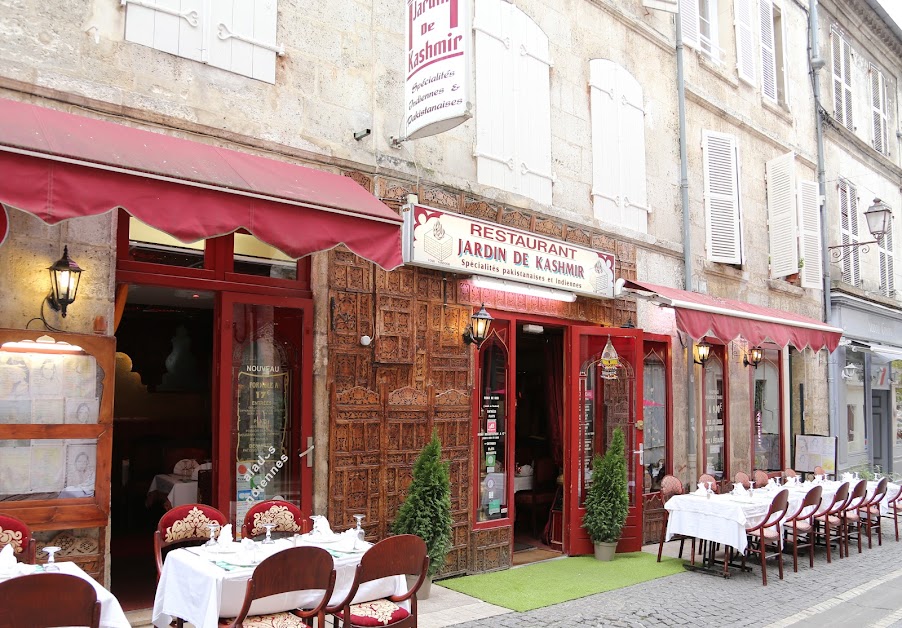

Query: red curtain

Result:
[544,337,564,467]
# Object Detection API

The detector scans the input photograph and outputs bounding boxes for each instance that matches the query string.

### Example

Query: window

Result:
[702,348,727,480]
[123,0,282,83]
[474,0,552,204]
[844,351,865,455]
[765,152,822,288]
[589,60,649,232]
[681,0,725,61]
[734,0,755,83]
[476,336,509,523]
[643,345,669,492]
[838,178,861,287]
[879,219,895,298]
[870,64,890,155]
[703,130,743,264]
[752,350,781,471]
[128,218,206,269]
[832,28,854,130]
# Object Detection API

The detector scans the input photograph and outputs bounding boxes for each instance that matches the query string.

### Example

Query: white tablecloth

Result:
[514,474,533,492]
[0,561,130,628]
[148,473,198,508]
[152,537,408,628]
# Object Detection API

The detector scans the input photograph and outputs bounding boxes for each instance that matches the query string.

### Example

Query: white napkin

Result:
[842,472,853,482]
[310,515,334,537]
[174,458,199,477]
[218,523,233,545]
[0,544,15,575]
[520,465,533,476]
[767,478,777,488]
[731,483,747,496]
[695,482,707,495]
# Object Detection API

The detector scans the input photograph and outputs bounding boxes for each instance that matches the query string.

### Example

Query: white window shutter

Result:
[879,221,895,297]
[703,131,743,264]
[734,0,756,84]
[831,30,853,130]
[208,0,280,84]
[517,15,553,205]
[871,65,889,155]
[839,179,860,286]
[619,69,648,233]
[124,0,204,62]
[760,0,777,102]
[766,152,798,278]
[798,179,822,290]
[680,0,700,49]
[590,60,622,226]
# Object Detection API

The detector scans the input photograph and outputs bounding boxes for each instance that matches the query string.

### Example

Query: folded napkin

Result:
[695,482,707,496]
[767,478,777,488]
[218,524,233,546]
[174,458,199,477]
[842,472,853,482]
[309,515,334,537]
[0,544,15,575]
[519,465,533,476]
[731,483,747,496]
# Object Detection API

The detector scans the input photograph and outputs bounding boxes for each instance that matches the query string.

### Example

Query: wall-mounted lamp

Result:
[46,246,83,318]
[694,341,711,366]
[743,346,763,368]
[600,336,621,380]
[462,304,493,348]
[828,198,893,262]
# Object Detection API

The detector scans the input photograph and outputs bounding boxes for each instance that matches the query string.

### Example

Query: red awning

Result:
[624,280,843,352]
[0,98,403,269]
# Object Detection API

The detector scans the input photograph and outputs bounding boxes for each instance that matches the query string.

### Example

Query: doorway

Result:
[872,390,891,474]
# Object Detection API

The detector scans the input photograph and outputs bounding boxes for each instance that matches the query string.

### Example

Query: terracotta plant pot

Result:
[593,541,617,561]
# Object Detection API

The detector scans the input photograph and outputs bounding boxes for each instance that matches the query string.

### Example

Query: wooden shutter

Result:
[760,0,778,102]
[879,221,895,297]
[798,180,822,290]
[870,64,889,155]
[620,68,648,233]
[839,179,860,286]
[208,0,281,83]
[517,13,553,205]
[680,0,700,49]
[832,29,854,130]
[765,152,798,278]
[703,131,742,264]
[735,0,756,84]
[124,0,204,62]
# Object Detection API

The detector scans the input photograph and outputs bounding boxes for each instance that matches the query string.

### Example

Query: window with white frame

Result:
[765,152,822,288]
[123,0,283,84]
[879,219,895,297]
[838,178,861,286]
[680,0,726,61]
[871,64,890,156]
[831,28,854,131]
[474,0,553,205]
[703,130,743,264]
[589,60,649,233]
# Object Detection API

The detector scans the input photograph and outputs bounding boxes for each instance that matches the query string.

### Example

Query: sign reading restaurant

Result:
[403,204,617,299]
[404,0,471,140]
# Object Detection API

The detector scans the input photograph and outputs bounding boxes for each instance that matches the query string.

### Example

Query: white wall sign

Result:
[404,0,471,140]
[403,205,617,299]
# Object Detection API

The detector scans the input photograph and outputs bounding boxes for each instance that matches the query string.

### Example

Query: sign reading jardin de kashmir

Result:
[404,0,471,140]
[403,205,617,299]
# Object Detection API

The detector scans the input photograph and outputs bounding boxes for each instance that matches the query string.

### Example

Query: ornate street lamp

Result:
[462,304,493,347]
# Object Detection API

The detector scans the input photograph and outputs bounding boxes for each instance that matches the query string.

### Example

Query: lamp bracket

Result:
[828,240,877,263]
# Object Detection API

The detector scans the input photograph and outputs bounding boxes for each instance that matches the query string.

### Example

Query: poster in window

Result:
[65,442,96,492]
[31,443,65,492]
[0,354,30,398]
[0,400,31,424]
[65,398,99,424]
[30,356,64,398]
[33,398,64,424]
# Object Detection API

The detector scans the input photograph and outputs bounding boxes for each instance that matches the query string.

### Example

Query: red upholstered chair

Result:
[842,480,869,555]
[784,485,822,572]
[0,572,100,628]
[858,477,888,549]
[814,481,850,563]
[154,504,228,580]
[0,513,36,564]
[219,546,336,628]
[743,489,789,586]
[753,469,770,488]
[734,471,751,490]
[657,475,689,562]
[327,534,428,628]
[241,500,308,540]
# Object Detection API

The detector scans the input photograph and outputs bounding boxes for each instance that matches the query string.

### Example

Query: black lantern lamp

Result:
[463,304,493,347]
[694,340,711,366]
[744,346,763,368]
[47,246,83,318]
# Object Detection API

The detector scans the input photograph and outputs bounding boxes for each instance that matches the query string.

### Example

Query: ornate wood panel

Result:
[642,492,665,545]
[471,526,512,572]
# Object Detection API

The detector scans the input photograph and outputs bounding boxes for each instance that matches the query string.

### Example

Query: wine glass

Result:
[204,522,221,548]
[352,514,365,550]
[262,523,276,545]
[749,480,755,496]
[43,546,61,572]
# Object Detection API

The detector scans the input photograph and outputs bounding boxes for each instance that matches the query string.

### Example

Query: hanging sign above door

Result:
[402,204,617,298]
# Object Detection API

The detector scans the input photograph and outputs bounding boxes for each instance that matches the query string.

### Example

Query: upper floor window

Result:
[703,130,743,264]
[589,60,649,233]
[838,178,861,287]
[878,219,895,298]
[123,0,282,83]
[870,64,890,156]
[474,0,552,205]
[831,28,854,131]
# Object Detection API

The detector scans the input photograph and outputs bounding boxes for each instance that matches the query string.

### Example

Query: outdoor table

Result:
[152,535,407,628]
[147,473,198,508]
[0,561,131,628]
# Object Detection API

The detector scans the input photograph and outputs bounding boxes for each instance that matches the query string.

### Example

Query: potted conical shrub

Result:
[391,429,453,599]
[582,426,629,561]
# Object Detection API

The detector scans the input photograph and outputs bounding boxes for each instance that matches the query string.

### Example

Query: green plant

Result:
[582,427,629,544]
[391,429,453,577]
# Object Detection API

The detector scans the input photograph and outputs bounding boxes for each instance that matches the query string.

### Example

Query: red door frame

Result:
[215,292,314,521]
[567,326,644,555]
[749,347,784,471]
[642,335,673,486]
[699,340,729,482]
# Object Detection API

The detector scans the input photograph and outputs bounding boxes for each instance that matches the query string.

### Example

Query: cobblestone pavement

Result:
[450,528,902,628]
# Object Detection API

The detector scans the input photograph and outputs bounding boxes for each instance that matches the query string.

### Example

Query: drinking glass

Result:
[749,480,755,495]
[204,522,221,547]
[262,523,276,544]
[353,514,365,550]
[43,546,61,572]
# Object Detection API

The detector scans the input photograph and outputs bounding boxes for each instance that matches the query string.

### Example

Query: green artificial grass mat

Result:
[439,552,684,612]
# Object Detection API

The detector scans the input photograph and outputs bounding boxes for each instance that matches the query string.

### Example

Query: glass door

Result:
[214,292,313,529]
[567,327,643,555]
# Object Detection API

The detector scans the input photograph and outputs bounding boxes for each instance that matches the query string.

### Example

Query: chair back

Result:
[753,489,790,533]
[784,468,797,478]
[787,485,822,524]
[232,547,335,625]
[660,475,683,503]
[0,572,100,628]
[698,474,719,493]
[0,514,35,564]
[241,500,308,539]
[534,458,558,491]
[814,465,826,476]
[887,483,902,507]
[845,480,868,511]
[817,481,850,517]
[753,469,769,487]
[154,504,228,577]
[865,477,889,509]
[734,471,751,489]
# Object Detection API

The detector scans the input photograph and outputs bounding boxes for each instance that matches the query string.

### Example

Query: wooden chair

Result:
[657,475,688,562]
[743,489,789,586]
[784,485,822,572]
[842,480,869,555]
[856,477,888,550]
[0,572,101,628]
[814,465,826,478]
[219,546,336,628]
[154,503,228,580]
[241,500,309,540]
[0,513,36,564]
[753,469,769,488]
[698,473,719,493]
[515,457,558,537]
[784,468,797,479]
[814,481,850,562]
[734,471,751,490]
[327,534,428,628]
[882,483,902,542]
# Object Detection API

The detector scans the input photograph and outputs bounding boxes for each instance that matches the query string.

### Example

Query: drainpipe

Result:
[676,14,697,475]
[809,0,837,447]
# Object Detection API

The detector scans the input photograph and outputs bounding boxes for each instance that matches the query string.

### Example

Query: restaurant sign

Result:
[402,204,617,298]
[404,0,471,140]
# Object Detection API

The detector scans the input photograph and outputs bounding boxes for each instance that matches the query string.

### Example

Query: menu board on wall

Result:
[794,435,837,473]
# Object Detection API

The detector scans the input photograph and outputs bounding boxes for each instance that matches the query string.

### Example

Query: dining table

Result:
[152,532,408,628]
[147,473,198,509]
